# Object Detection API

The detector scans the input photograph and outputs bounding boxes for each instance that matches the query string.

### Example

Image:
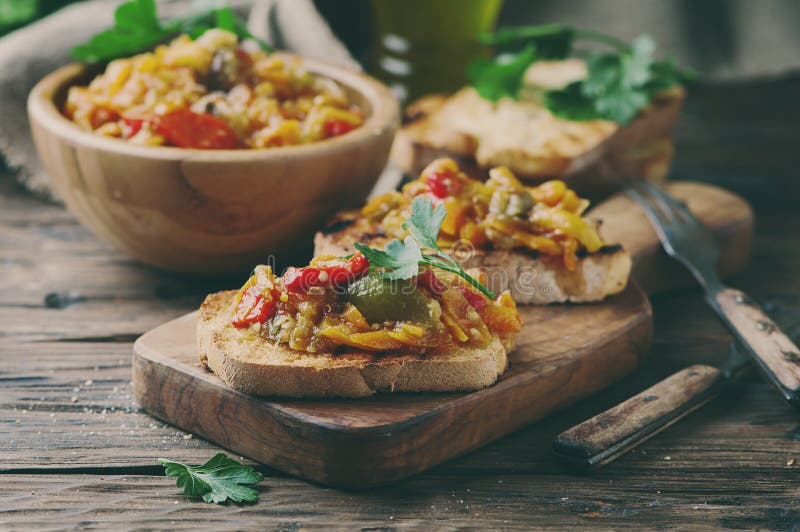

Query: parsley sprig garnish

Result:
[71,0,270,64]
[354,196,496,299]
[468,24,693,124]
[159,453,263,504]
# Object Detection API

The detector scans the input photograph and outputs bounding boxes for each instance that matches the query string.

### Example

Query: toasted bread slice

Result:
[392,60,684,198]
[315,227,631,305]
[198,290,511,398]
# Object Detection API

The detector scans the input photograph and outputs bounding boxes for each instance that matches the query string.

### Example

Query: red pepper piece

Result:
[417,268,447,295]
[457,286,487,310]
[232,286,278,328]
[323,118,357,137]
[155,108,238,149]
[346,252,371,278]
[425,169,463,198]
[283,266,322,292]
[284,253,370,292]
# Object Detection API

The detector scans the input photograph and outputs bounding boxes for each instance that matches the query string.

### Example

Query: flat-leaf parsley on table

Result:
[159,453,263,504]
[354,196,496,299]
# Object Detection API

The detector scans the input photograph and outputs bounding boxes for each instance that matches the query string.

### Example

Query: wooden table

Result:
[3,78,800,530]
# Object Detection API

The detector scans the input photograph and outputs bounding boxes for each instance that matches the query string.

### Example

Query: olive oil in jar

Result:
[370,0,503,102]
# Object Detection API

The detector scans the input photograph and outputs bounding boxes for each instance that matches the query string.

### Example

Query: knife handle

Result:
[713,288,800,407]
[553,364,724,469]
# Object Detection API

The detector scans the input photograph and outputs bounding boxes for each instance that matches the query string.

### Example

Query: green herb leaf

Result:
[546,34,690,124]
[542,81,597,122]
[159,453,263,504]
[404,196,446,251]
[0,0,39,33]
[382,237,424,280]
[467,44,536,102]
[473,25,691,124]
[72,0,176,63]
[71,0,270,64]
[479,23,574,59]
[354,197,495,299]
[354,237,422,281]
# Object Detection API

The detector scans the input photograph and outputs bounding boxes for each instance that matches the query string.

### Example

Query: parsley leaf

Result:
[546,34,690,124]
[467,44,536,101]
[404,197,447,250]
[72,0,177,63]
[471,25,691,124]
[479,23,574,59]
[159,453,263,504]
[355,196,496,299]
[72,0,270,64]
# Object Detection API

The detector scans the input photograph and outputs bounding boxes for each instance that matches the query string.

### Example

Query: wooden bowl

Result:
[28,58,399,275]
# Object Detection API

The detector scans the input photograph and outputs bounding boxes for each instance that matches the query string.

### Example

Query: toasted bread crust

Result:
[391,83,684,197]
[198,291,510,398]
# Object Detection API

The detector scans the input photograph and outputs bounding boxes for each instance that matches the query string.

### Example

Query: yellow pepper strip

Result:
[318,326,405,351]
[531,208,603,253]
[530,180,567,206]
[512,232,562,255]
[442,312,469,342]
[487,166,525,189]
[558,189,582,212]
[440,198,465,236]
[478,292,523,333]
[348,331,406,350]
[342,303,370,332]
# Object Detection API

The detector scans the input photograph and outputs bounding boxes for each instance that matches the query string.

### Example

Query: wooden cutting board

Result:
[132,181,752,487]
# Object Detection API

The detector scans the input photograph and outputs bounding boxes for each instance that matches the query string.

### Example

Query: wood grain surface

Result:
[555,364,725,468]
[3,77,800,529]
[133,284,651,487]
[715,288,800,396]
[128,178,748,487]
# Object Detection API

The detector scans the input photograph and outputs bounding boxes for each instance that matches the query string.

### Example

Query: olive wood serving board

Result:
[132,181,752,487]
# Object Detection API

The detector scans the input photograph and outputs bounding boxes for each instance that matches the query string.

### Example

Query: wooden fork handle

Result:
[713,288,800,406]
[553,365,724,469]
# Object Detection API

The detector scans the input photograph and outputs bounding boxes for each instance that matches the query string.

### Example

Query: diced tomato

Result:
[417,268,447,295]
[231,286,279,328]
[155,108,238,149]
[284,252,370,292]
[323,118,357,137]
[426,169,463,198]
[456,286,487,310]
[235,48,254,67]
[90,106,119,129]
[123,117,145,137]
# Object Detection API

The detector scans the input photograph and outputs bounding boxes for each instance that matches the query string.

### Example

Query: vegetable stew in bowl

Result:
[63,29,363,149]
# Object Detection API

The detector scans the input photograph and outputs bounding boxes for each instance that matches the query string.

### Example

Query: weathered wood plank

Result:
[2,77,800,529]
[3,466,800,530]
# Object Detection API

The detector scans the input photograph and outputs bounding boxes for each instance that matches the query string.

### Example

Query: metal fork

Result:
[628,181,800,408]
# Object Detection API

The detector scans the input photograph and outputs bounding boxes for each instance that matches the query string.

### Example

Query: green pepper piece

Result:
[343,275,434,325]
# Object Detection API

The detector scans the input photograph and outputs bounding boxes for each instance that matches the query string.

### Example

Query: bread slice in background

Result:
[198,291,511,398]
[314,226,632,305]
[391,60,685,199]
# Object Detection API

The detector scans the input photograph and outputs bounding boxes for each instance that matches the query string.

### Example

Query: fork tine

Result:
[632,181,678,224]
[627,184,674,230]
[637,181,699,226]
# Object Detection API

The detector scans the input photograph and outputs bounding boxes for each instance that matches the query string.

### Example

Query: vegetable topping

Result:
[64,2,363,149]
[230,202,522,354]
[355,158,605,271]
